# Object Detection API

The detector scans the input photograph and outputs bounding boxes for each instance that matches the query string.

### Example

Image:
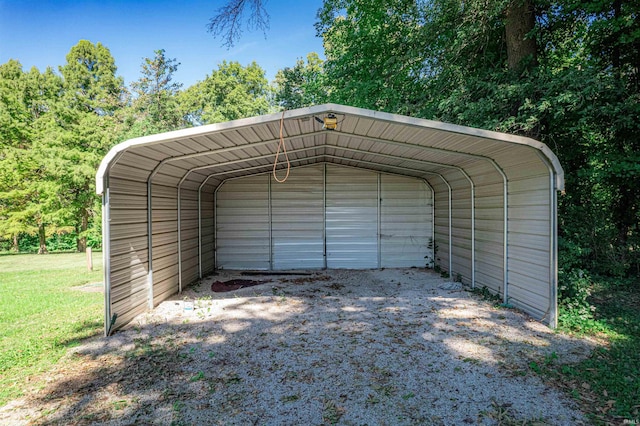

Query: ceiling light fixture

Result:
[315,113,338,131]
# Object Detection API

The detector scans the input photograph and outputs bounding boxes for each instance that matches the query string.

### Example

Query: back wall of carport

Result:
[96,104,564,334]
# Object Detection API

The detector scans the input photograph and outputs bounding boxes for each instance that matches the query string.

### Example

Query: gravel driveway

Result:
[0,269,594,425]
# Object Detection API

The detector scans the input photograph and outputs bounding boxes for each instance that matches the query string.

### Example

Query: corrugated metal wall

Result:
[107,159,150,329]
[150,183,179,307]
[463,162,505,294]
[380,174,433,268]
[428,175,451,274]
[200,188,216,277]
[216,175,270,270]
[325,165,379,268]
[499,153,553,319]
[178,188,199,286]
[215,164,433,270]
[271,165,324,269]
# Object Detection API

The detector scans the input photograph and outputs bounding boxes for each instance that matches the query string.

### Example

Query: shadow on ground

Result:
[0,269,595,425]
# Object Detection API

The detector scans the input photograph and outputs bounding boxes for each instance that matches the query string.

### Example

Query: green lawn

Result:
[0,253,104,406]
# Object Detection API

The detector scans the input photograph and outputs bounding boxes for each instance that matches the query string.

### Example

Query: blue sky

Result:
[0,0,325,87]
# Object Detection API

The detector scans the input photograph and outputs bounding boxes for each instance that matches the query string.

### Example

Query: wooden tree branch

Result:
[207,0,270,48]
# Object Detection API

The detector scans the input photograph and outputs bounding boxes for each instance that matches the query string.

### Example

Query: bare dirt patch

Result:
[0,269,595,425]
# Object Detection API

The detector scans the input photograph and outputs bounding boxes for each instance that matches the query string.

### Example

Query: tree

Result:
[0,60,32,251]
[317,0,431,115]
[0,62,69,253]
[274,52,327,109]
[56,40,125,252]
[116,50,185,141]
[127,49,184,135]
[59,40,124,115]
[179,61,272,125]
[208,0,270,48]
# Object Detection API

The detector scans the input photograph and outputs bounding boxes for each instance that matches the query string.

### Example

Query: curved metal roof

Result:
[96,104,564,195]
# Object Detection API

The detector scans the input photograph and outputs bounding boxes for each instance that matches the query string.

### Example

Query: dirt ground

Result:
[0,269,596,425]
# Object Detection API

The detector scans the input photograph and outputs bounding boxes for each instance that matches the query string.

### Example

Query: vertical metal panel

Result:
[448,172,472,282]
[216,175,270,269]
[506,178,552,320]
[200,190,215,276]
[102,185,111,336]
[178,188,199,286]
[325,165,378,268]
[380,174,433,268]
[108,177,149,332]
[463,163,505,295]
[271,164,325,269]
[323,163,327,269]
[197,179,217,279]
[427,175,451,274]
[149,182,179,307]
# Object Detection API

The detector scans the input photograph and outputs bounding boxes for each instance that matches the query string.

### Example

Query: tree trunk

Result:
[11,235,19,252]
[77,211,88,252]
[38,223,48,254]
[505,0,537,71]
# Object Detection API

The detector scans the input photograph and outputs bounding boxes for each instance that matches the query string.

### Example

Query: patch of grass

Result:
[322,399,345,425]
[479,400,548,425]
[190,371,205,382]
[542,277,640,423]
[0,253,103,406]
[470,285,503,305]
[280,394,300,403]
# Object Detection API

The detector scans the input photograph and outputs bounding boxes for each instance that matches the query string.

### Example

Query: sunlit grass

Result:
[0,253,103,406]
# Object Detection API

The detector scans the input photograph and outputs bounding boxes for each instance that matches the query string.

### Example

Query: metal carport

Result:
[96,103,564,334]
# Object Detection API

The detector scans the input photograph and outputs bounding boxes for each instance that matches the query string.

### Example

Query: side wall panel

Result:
[484,151,553,321]
[179,189,200,286]
[380,175,433,268]
[325,165,378,268]
[216,175,270,270]
[201,189,215,276]
[271,164,325,269]
[426,175,450,273]
[463,162,505,294]
[151,182,178,306]
[108,174,149,330]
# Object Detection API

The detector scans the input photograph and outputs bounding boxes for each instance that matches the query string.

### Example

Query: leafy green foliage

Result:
[318,0,430,115]
[125,49,184,137]
[274,52,327,109]
[179,61,272,125]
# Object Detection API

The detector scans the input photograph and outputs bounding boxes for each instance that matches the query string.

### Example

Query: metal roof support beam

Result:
[146,180,154,310]
[268,174,273,270]
[329,132,500,163]
[377,173,382,269]
[102,180,112,336]
[536,151,560,327]
[177,184,183,293]
[150,131,327,177]
[420,179,437,270]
